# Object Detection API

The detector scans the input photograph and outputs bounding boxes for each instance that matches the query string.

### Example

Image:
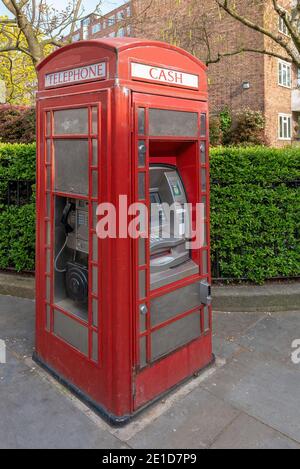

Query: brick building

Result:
[67,0,299,147]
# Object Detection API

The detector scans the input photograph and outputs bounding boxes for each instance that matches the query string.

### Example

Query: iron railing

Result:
[0,180,34,207]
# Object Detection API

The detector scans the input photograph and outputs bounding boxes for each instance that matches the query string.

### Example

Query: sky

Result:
[0,0,125,17]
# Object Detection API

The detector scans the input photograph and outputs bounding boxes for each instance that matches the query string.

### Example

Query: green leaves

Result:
[210,146,300,283]
[0,204,35,272]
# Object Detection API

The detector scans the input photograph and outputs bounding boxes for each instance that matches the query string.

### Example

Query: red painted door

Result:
[36,91,114,412]
[131,93,213,410]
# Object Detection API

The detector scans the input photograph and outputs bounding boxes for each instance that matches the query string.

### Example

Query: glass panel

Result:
[138,141,146,168]
[46,304,51,331]
[201,169,207,192]
[200,141,206,165]
[54,139,89,195]
[138,173,146,200]
[53,310,88,356]
[92,298,98,327]
[151,312,201,362]
[46,221,51,245]
[46,166,52,190]
[92,107,98,135]
[92,266,98,295]
[92,139,98,166]
[93,235,98,262]
[46,277,51,302]
[46,193,51,217]
[151,282,202,327]
[202,250,208,275]
[54,108,88,135]
[46,112,51,136]
[139,270,146,299]
[202,223,207,247]
[46,249,51,274]
[200,113,207,137]
[138,108,145,135]
[201,196,207,221]
[46,139,51,164]
[92,202,98,230]
[140,336,147,369]
[149,109,198,137]
[139,237,146,266]
[92,170,98,198]
[92,332,98,363]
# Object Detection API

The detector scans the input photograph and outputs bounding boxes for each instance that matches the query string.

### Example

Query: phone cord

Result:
[54,236,68,273]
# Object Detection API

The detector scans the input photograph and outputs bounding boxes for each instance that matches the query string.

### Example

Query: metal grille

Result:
[2,180,34,207]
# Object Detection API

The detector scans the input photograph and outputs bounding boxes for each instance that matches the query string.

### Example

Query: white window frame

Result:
[92,23,101,34]
[278,113,292,140]
[278,11,290,36]
[278,60,292,88]
[72,33,80,42]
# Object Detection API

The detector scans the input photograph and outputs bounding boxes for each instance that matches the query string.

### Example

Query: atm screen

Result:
[150,192,162,205]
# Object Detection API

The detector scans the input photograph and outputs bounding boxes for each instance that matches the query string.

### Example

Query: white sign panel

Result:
[45,62,107,88]
[131,62,199,89]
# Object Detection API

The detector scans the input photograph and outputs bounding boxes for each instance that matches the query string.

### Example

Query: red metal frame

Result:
[35,38,212,424]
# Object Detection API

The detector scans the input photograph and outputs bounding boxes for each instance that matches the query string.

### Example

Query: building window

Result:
[82,18,90,27]
[117,27,126,37]
[108,15,116,26]
[279,114,292,140]
[116,11,125,21]
[278,60,291,88]
[279,14,289,36]
[72,33,80,42]
[92,23,101,34]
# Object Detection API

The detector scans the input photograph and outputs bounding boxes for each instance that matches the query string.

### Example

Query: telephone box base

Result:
[33,352,215,427]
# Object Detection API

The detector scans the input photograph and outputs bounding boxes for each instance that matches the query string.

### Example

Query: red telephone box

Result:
[35,38,213,424]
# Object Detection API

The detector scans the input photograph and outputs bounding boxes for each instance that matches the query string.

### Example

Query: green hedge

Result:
[210,146,300,282]
[0,143,36,272]
[0,143,299,282]
[0,143,36,203]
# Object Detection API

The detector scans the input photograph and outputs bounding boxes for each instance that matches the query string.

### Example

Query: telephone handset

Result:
[61,202,75,234]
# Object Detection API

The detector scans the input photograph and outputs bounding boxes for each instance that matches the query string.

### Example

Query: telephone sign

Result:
[131,62,199,89]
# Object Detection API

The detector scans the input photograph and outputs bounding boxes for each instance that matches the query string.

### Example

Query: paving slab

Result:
[211,413,300,449]
[128,387,239,449]
[213,311,265,341]
[238,312,300,367]
[202,350,300,443]
[0,296,35,357]
[0,349,125,449]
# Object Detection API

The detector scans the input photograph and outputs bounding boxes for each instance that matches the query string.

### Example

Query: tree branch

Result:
[207,46,293,65]
[216,0,298,64]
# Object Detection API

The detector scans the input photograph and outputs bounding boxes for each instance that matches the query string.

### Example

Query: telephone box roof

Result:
[36,37,207,72]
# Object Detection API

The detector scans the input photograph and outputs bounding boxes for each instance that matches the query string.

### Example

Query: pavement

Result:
[0,294,299,449]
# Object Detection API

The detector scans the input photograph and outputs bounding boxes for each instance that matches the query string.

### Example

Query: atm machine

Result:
[149,166,198,290]
[35,38,213,424]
